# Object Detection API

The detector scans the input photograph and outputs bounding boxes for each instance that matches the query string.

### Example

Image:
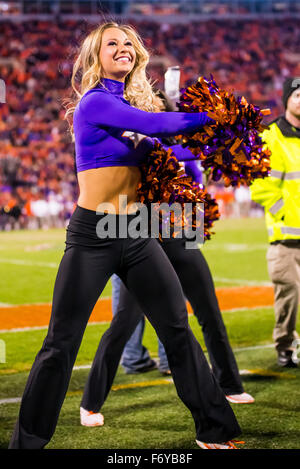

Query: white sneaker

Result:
[226,392,255,404]
[196,440,243,449]
[80,407,104,427]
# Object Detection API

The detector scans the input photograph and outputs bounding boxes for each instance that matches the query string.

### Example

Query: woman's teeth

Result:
[116,57,130,62]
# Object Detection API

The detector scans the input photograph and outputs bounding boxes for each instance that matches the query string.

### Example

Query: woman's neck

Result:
[100,78,125,98]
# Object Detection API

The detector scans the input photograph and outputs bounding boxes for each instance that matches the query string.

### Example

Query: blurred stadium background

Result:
[0,0,300,230]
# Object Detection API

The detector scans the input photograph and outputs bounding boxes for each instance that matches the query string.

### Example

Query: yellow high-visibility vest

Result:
[250,117,300,243]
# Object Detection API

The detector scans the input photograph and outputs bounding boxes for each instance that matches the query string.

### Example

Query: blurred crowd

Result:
[0,17,299,230]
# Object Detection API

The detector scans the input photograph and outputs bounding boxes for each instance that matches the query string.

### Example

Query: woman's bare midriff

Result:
[77,166,142,213]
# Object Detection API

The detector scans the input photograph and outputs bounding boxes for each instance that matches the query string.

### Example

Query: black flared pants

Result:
[81,237,243,416]
[9,206,240,448]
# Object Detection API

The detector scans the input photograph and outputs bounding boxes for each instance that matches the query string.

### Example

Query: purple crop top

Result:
[73,78,210,173]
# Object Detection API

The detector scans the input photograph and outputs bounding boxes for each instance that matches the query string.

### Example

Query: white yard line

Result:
[203,243,268,252]
[213,277,272,286]
[0,342,277,407]
[0,321,111,333]
[221,305,273,313]
[0,257,272,287]
[0,258,58,268]
[0,397,21,405]
[233,344,274,352]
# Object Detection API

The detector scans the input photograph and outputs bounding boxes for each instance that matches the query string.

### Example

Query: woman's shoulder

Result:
[81,85,111,101]
[75,86,113,114]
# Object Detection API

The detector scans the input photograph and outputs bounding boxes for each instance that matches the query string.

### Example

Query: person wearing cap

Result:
[250,77,300,367]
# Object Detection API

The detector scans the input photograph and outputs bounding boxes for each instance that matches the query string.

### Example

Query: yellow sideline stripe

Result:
[0,363,297,380]
[64,369,296,398]
[0,379,173,405]
[239,368,296,379]
[111,378,173,391]
[0,370,297,406]
[66,379,173,398]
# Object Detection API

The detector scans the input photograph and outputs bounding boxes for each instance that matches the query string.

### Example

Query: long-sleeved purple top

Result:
[73,78,208,176]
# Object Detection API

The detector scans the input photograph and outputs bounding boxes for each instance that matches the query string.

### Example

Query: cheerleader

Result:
[9,22,241,449]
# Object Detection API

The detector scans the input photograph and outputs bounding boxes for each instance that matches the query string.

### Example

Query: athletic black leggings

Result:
[9,206,240,449]
[80,237,243,415]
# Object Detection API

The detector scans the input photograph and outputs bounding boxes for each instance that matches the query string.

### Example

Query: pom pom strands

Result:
[137,140,220,241]
[176,76,272,187]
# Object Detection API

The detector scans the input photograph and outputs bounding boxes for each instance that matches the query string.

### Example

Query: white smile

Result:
[115,57,131,63]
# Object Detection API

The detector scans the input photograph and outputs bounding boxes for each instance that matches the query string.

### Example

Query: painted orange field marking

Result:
[0,286,274,331]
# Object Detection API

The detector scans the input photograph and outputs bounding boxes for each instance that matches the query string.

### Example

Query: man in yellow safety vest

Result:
[250,77,300,367]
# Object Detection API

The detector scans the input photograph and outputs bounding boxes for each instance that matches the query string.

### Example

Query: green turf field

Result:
[0,217,299,450]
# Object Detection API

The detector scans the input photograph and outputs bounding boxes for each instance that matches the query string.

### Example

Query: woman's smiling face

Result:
[99,27,136,82]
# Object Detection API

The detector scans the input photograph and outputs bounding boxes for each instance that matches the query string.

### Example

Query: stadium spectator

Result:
[234,185,252,218]
[250,77,300,368]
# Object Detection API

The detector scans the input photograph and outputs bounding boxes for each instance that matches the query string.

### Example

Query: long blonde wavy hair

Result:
[64,22,164,135]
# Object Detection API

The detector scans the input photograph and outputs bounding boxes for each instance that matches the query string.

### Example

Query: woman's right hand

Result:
[198,112,215,127]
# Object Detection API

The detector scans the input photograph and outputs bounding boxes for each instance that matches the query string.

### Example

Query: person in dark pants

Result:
[250,77,300,367]
[79,234,254,428]
[9,22,241,449]
[111,273,166,374]
[83,159,254,403]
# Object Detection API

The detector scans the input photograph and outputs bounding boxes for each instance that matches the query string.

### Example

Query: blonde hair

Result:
[64,22,164,134]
